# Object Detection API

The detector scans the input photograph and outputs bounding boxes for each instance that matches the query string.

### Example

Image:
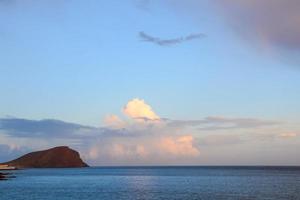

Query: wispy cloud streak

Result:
[163,116,280,131]
[139,32,206,46]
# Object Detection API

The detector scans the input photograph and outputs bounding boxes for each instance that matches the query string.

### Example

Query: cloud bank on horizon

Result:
[0,98,298,165]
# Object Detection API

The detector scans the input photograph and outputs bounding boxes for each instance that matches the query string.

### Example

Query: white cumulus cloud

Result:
[123,98,160,120]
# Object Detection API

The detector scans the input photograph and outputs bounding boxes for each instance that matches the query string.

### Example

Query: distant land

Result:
[0,146,88,168]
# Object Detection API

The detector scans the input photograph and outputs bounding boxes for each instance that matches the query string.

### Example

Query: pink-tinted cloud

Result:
[159,135,200,157]
[279,132,297,139]
[104,114,125,129]
[84,135,200,165]
[217,0,300,50]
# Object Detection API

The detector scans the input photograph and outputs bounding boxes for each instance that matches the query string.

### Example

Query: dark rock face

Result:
[0,173,6,180]
[0,173,15,181]
[1,146,89,168]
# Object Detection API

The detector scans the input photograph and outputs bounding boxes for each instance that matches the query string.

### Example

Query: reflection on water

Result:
[0,167,300,200]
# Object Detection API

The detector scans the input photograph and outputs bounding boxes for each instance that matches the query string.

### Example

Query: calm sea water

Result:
[1,167,300,200]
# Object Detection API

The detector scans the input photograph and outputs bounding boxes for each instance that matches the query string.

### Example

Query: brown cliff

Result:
[1,146,88,168]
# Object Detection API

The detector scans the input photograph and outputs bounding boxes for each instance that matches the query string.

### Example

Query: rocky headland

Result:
[1,146,88,169]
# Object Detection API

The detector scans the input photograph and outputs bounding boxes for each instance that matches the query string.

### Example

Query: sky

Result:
[0,0,300,166]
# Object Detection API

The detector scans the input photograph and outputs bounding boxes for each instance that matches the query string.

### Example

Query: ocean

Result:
[1,167,300,200]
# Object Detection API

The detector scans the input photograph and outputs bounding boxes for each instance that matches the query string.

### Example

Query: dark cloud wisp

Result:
[139,32,206,46]
[0,118,96,138]
[134,0,151,10]
[0,118,137,139]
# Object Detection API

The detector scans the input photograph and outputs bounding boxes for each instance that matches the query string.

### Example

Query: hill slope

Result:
[2,146,88,168]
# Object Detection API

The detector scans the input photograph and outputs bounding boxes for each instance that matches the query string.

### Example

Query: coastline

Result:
[0,165,17,181]
[0,164,17,170]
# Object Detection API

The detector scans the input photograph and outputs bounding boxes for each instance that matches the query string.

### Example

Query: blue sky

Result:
[0,0,300,165]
